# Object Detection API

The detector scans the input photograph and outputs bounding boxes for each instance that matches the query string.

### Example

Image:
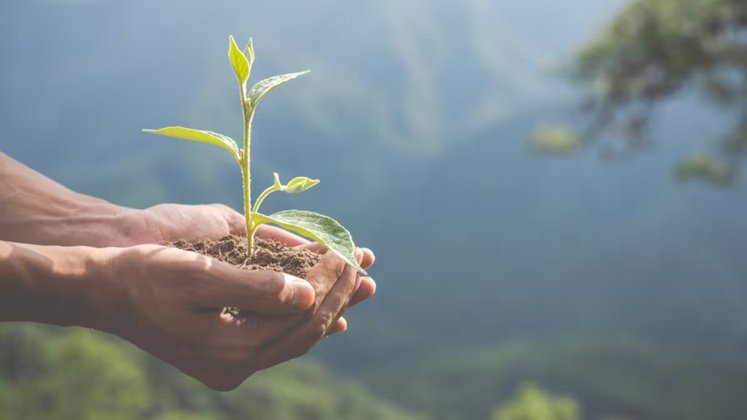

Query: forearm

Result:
[0,240,120,330]
[0,152,145,246]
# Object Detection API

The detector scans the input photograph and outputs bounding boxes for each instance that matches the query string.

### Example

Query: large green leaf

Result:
[253,210,365,274]
[228,35,250,85]
[249,71,310,108]
[142,127,240,162]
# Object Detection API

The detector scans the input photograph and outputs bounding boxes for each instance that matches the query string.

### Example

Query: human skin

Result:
[0,152,376,390]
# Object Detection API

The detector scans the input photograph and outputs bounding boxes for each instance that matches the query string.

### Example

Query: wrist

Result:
[73,245,129,332]
[0,242,124,331]
[0,192,143,247]
[66,200,147,247]
[0,153,143,247]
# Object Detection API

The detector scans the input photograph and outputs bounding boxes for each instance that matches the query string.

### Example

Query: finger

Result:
[247,251,350,346]
[263,272,361,342]
[302,250,347,308]
[359,248,375,270]
[302,263,359,339]
[248,249,362,348]
[255,225,309,246]
[199,262,316,314]
[258,264,359,366]
[349,277,376,306]
[327,317,348,335]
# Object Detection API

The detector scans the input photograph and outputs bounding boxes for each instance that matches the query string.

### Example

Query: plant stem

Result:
[252,185,276,215]
[240,90,255,257]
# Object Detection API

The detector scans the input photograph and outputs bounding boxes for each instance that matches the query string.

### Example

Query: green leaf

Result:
[244,38,255,66]
[249,71,310,108]
[228,35,250,85]
[142,127,240,162]
[252,174,321,215]
[284,176,320,193]
[253,210,365,274]
[273,172,320,193]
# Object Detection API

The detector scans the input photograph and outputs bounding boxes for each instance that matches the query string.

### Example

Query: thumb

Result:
[201,264,315,314]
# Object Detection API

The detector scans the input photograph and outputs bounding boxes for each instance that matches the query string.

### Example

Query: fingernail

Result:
[366,277,377,295]
[338,316,348,333]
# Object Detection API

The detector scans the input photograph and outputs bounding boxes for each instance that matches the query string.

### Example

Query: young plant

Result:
[144,36,365,273]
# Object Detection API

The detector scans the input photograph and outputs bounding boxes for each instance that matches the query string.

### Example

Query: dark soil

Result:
[171,235,322,324]
[171,235,322,278]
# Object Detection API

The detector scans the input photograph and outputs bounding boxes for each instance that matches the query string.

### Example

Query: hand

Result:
[143,205,378,327]
[138,205,377,335]
[256,223,377,334]
[134,203,327,245]
[100,243,371,391]
[135,203,246,244]
[293,242,376,335]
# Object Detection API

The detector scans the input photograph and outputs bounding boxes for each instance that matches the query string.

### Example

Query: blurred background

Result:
[2,0,747,419]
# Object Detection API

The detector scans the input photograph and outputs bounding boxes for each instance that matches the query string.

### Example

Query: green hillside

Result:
[0,325,420,420]
[366,339,747,420]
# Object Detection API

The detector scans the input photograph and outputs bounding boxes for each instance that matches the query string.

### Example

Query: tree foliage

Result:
[573,0,747,184]
[492,383,581,420]
[528,123,582,156]
[0,328,148,420]
[0,325,419,420]
[367,339,747,420]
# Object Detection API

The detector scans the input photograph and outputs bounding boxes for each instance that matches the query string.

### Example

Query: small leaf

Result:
[244,38,255,66]
[228,35,250,85]
[272,173,319,193]
[249,71,310,108]
[253,210,365,274]
[284,176,320,193]
[143,127,240,162]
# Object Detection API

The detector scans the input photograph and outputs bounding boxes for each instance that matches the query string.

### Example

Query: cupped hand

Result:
[101,243,370,391]
[140,204,377,324]
[255,223,377,335]
[134,202,376,342]
[136,203,246,244]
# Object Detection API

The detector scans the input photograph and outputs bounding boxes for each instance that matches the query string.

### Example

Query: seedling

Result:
[144,36,365,273]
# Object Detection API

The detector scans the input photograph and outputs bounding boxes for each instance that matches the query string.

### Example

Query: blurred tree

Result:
[0,328,150,420]
[33,332,150,420]
[491,383,582,420]
[675,152,737,184]
[153,411,220,420]
[572,0,747,185]
[528,123,582,156]
[0,325,420,420]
